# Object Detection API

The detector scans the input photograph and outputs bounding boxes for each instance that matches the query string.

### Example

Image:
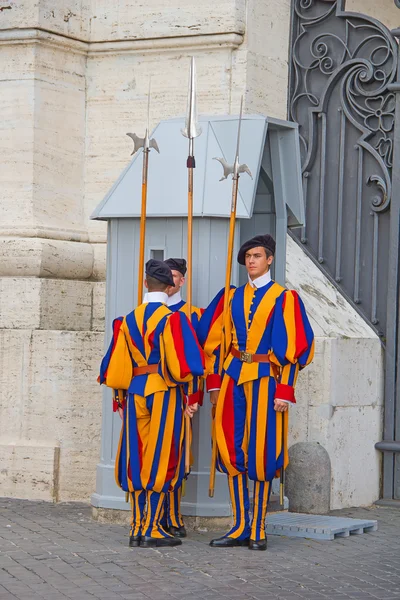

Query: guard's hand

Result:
[185,402,199,418]
[118,407,124,420]
[274,399,289,412]
[210,390,219,406]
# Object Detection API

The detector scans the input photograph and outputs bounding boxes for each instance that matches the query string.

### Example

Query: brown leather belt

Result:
[231,347,270,364]
[133,364,159,376]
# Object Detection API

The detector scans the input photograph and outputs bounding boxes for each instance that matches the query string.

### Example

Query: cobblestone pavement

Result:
[0,499,399,600]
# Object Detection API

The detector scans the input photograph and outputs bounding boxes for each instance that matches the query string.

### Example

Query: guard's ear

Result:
[180,276,185,288]
[144,278,149,290]
[267,255,274,266]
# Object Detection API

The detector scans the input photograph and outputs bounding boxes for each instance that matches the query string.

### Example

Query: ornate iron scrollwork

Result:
[289,0,397,333]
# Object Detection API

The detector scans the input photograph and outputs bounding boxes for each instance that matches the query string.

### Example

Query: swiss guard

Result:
[163,257,204,538]
[198,234,314,551]
[99,259,205,548]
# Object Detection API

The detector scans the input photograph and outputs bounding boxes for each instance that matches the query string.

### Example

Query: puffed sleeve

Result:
[99,317,133,410]
[270,290,314,403]
[160,311,205,387]
[197,287,235,392]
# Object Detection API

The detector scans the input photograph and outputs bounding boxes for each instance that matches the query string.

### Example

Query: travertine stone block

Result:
[92,282,106,332]
[0,238,94,279]
[0,329,103,502]
[89,0,245,42]
[0,444,60,502]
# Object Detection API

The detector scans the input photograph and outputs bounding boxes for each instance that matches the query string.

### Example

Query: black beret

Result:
[145,259,174,286]
[165,258,187,276]
[237,234,276,265]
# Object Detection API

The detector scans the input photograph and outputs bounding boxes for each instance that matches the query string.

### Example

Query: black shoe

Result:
[168,525,187,538]
[140,536,182,548]
[129,535,141,547]
[249,538,267,551]
[210,536,250,548]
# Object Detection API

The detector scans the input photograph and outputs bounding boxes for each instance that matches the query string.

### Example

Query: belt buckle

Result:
[240,351,253,364]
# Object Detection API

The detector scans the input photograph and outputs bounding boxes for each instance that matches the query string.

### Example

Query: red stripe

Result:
[275,383,296,403]
[206,374,222,391]
[166,430,177,483]
[112,319,123,353]
[137,424,143,473]
[169,313,191,378]
[148,329,155,350]
[221,378,237,469]
[209,294,225,330]
[266,306,275,327]
[292,292,308,358]
[104,319,123,381]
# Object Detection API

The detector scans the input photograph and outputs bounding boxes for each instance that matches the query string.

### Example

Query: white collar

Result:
[248,271,272,289]
[143,291,168,304]
[167,290,182,307]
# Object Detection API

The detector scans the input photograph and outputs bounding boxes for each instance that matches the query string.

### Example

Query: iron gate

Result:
[288,0,400,501]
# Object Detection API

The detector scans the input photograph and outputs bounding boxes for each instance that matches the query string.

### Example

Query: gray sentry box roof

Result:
[91,114,305,516]
[92,114,304,284]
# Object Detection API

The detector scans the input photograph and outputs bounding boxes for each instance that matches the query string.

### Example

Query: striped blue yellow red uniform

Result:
[198,280,314,542]
[163,300,204,532]
[99,301,204,539]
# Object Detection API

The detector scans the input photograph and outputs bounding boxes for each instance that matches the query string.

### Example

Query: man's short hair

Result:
[146,276,168,292]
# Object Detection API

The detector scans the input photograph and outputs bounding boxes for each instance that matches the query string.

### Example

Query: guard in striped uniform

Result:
[99,259,205,548]
[162,257,204,538]
[198,235,314,551]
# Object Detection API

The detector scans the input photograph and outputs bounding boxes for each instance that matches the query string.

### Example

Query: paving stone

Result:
[0,500,399,600]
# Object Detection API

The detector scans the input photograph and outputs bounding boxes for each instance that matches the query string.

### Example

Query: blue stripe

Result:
[247,380,259,481]
[266,377,278,481]
[231,285,247,350]
[147,391,170,490]
[233,383,247,472]
[126,311,145,358]
[270,291,288,364]
[197,287,234,345]
[127,394,143,490]
[247,280,274,327]
[288,362,297,386]
[118,406,128,491]
[169,300,186,313]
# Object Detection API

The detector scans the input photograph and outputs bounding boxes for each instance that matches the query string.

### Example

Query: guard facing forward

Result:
[198,234,314,550]
[99,259,204,548]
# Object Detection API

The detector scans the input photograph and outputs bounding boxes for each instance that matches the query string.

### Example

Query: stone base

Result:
[91,506,232,531]
[92,494,287,530]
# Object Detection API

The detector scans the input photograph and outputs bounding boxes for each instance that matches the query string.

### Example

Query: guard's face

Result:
[245,246,273,280]
[167,270,185,296]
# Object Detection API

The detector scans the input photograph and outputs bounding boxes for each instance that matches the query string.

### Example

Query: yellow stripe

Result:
[154,388,177,491]
[228,476,236,532]
[246,283,285,353]
[255,378,269,481]
[235,475,245,538]
[284,410,289,469]
[144,305,170,359]
[125,396,134,492]
[114,416,124,489]
[260,482,269,539]
[283,291,296,362]
[251,481,260,540]
[244,284,254,330]
[276,410,283,462]
[106,319,133,389]
[143,490,153,532]
[215,376,240,477]
[140,391,164,489]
